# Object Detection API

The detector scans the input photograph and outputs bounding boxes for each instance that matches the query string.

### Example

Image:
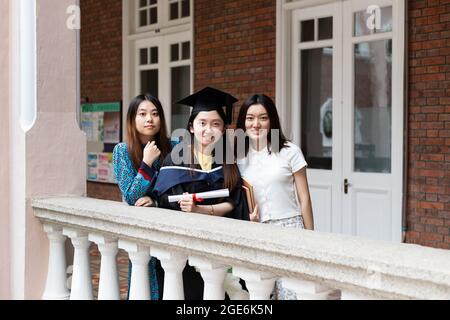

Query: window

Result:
[135,0,191,32]
[170,41,190,62]
[169,0,191,20]
[139,46,159,65]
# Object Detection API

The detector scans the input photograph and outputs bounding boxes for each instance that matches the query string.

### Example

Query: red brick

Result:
[421,56,446,65]
[420,217,444,226]
[418,201,445,210]
[422,184,445,193]
[440,13,450,22]
[422,232,444,242]
[406,231,421,239]
[422,7,447,16]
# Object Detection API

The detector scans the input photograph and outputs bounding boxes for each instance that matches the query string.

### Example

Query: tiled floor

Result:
[89,243,129,300]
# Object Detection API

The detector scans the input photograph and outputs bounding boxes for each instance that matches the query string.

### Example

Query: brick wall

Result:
[80,0,122,103]
[194,0,276,124]
[81,0,122,201]
[406,0,450,249]
[87,181,122,202]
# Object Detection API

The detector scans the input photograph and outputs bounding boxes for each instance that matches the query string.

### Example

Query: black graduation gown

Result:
[152,150,250,300]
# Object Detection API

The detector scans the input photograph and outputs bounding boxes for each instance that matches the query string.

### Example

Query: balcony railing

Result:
[32,196,450,300]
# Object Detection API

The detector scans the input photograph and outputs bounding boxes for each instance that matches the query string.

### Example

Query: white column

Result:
[282,278,338,300]
[152,248,187,300]
[89,234,120,300]
[42,225,70,300]
[63,228,93,300]
[118,240,150,300]
[189,256,228,300]
[233,267,276,300]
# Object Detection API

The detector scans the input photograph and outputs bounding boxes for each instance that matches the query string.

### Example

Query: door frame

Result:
[277,0,405,241]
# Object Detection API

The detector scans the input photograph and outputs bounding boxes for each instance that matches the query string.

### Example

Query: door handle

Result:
[344,179,350,194]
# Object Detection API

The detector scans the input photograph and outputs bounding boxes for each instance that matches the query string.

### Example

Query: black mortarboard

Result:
[176,87,238,124]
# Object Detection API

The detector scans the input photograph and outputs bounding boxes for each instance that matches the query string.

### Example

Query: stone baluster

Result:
[42,224,70,300]
[189,256,228,300]
[152,247,187,300]
[118,240,150,300]
[233,267,276,300]
[63,228,93,300]
[89,234,120,300]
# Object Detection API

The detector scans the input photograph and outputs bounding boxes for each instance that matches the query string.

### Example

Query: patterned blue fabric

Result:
[113,140,178,300]
[113,143,159,206]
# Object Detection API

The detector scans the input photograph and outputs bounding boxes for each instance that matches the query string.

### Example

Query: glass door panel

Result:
[301,47,333,170]
[353,40,392,173]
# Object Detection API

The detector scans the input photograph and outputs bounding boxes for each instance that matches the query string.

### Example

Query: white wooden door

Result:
[292,0,404,242]
[341,0,403,241]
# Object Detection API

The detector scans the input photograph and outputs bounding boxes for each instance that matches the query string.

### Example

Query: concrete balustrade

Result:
[33,197,450,300]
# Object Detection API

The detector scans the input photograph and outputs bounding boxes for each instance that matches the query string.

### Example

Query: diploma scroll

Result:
[168,188,230,203]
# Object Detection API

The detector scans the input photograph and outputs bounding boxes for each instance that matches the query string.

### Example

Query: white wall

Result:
[0,0,11,300]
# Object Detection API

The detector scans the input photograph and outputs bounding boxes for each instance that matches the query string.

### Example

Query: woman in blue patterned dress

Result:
[112,93,173,300]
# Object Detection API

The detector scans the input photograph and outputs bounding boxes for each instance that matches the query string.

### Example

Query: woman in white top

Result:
[236,94,314,299]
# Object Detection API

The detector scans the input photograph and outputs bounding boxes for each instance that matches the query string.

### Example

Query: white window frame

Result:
[135,0,160,32]
[134,0,192,34]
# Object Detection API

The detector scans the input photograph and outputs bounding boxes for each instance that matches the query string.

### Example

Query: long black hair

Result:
[126,94,171,170]
[236,94,290,156]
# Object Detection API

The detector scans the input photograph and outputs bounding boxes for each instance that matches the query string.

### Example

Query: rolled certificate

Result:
[168,188,230,203]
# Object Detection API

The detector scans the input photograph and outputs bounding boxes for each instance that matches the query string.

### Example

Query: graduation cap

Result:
[176,87,238,124]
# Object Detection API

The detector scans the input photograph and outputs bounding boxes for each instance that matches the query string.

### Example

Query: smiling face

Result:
[245,103,271,142]
[190,111,225,151]
[135,100,161,144]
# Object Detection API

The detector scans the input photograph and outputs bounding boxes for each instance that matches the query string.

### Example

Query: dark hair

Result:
[126,94,171,170]
[236,94,289,156]
[186,109,240,192]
